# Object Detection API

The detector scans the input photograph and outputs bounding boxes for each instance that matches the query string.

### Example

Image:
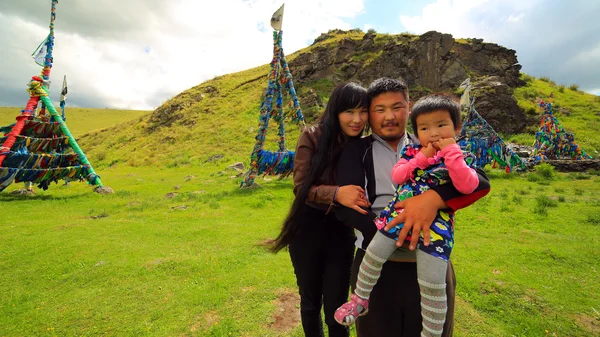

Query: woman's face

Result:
[338,106,368,137]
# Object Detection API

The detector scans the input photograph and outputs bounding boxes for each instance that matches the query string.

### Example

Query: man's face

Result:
[369,91,409,142]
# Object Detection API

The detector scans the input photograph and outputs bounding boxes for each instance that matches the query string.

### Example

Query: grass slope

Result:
[509,75,600,155]
[0,107,150,138]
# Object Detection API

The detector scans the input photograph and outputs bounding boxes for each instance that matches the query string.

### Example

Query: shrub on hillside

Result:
[534,163,556,180]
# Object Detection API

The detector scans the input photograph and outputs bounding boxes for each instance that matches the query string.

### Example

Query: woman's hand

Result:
[336,185,370,215]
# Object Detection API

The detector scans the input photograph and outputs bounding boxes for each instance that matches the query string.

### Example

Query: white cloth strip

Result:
[421,314,446,325]
[360,269,380,279]
[420,292,447,301]
[422,323,444,335]
[363,260,383,272]
[365,251,388,263]
[357,275,377,286]
[418,279,446,289]
[356,283,371,294]
[422,303,448,314]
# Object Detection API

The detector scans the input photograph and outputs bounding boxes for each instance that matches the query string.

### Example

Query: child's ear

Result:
[455,123,462,132]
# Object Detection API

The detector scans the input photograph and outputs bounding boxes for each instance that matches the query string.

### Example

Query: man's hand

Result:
[336,185,370,215]
[383,191,445,249]
[433,137,456,150]
[420,143,436,158]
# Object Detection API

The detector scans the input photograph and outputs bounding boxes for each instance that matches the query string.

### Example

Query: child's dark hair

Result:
[367,77,409,106]
[410,93,461,136]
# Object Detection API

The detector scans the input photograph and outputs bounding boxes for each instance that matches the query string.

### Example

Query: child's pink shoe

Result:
[334,294,369,326]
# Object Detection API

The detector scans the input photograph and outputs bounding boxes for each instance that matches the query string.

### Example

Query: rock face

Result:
[543,160,600,172]
[470,77,529,134]
[148,85,219,129]
[293,31,523,91]
[299,88,325,121]
[291,30,526,132]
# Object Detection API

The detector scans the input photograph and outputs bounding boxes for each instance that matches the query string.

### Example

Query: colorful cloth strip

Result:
[459,97,526,172]
[255,149,295,177]
[1,120,63,138]
[241,30,305,187]
[0,135,69,153]
[1,151,80,169]
[0,1,103,192]
[0,165,98,192]
[528,101,592,164]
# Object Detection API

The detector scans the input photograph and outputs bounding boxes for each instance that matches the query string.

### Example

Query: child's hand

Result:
[433,137,456,150]
[420,143,436,158]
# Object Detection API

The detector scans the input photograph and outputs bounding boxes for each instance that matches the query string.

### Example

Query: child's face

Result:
[415,110,458,147]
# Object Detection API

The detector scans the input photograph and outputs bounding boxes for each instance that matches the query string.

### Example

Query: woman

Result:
[271,82,370,337]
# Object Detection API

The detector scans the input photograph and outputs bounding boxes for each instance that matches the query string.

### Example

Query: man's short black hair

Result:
[410,93,461,136]
[367,77,409,107]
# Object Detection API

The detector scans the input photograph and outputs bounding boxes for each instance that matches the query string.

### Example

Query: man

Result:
[335,78,490,336]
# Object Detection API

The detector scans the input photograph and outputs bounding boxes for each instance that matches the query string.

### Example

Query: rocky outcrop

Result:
[292,30,527,132]
[292,30,524,94]
[299,88,325,121]
[148,85,219,129]
[543,160,600,172]
[470,76,529,134]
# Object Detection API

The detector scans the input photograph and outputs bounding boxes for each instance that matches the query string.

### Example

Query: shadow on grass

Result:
[0,192,91,202]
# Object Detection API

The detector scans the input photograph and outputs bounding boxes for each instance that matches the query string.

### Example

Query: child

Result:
[335,93,480,337]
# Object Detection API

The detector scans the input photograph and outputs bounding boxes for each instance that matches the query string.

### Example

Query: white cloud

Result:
[507,13,524,22]
[399,0,537,40]
[397,0,600,94]
[400,0,489,38]
[0,0,365,110]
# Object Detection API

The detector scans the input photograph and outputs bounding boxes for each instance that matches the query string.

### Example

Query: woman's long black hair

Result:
[270,82,368,253]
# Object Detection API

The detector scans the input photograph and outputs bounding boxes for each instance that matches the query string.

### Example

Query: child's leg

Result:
[334,231,397,326]
[355,231,398,300]
[416,250,448,337]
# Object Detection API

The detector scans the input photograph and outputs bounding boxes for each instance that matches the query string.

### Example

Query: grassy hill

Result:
[70,30,599,169]
[509,75,600,154]
[77,64,304,169]
[74,72,600,171]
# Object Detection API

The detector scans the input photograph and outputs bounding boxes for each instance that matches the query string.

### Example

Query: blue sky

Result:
[351,0,600,96]
[0,0,598,109]
[349,0,424,33]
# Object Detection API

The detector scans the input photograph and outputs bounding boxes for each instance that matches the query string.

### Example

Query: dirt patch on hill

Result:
[574,314,600,335]
[186,310,220,335]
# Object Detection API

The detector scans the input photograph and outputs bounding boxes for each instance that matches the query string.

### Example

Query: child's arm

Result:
[438,143,479,194]
[391,144,434,185]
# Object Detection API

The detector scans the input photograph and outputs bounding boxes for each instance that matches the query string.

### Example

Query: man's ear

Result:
[408,100,412,113]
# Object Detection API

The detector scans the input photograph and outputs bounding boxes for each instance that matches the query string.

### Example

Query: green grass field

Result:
[0,107,150,137]
[0,164,599,336]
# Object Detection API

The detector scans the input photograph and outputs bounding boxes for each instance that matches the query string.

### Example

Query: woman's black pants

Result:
[289,207,355,337]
